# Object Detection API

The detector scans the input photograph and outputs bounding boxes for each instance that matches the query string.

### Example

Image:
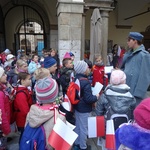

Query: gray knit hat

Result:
[74,60,88,74]
[35,77,58,104]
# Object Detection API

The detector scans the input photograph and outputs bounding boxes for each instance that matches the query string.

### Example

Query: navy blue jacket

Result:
[74,74,97,113]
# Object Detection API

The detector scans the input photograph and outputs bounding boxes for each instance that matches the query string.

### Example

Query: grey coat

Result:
[94,84,136,119]
[121,44,150,99]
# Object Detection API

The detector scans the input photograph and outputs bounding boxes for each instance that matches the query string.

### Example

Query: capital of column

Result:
[100,10,109,18]
[57,0,84,16]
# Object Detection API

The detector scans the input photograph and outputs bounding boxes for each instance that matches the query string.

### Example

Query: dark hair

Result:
[84,58,92,69]
[18,72,30,85]
[32,54,38,60]
[62,58,71,67]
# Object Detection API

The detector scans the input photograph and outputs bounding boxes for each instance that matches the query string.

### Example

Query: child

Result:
[7,59,28,86]
[14,72,33,141]
[116,98,150,150]
[28,54,41,74]
[0,67,11,136]
[34,67,50,81]
[92,55,108,88]
[73,60,99,150]
[25,76,66,149]
[94,70,136,150]
[59,58,74,96]
[50,48,60,69]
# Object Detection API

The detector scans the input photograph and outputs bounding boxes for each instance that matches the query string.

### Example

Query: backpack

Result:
[10,89,29,124]
[66,78,87,105]
[19,123,46,150]
[105,106,129,131]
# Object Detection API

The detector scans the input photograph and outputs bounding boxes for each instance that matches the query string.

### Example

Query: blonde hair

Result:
[94,55,102,61]
[34,68,50,80]
[16,59,27,68]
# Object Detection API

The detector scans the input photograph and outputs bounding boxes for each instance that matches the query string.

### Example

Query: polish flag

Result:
[70,72,74,82]
[75,79,80,96]
[105,120,116,150]
[62,94,72,111]
[48,118,78,150]
[88,116,105,138]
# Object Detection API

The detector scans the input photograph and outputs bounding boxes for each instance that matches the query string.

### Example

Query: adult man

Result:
[121,32,150,105]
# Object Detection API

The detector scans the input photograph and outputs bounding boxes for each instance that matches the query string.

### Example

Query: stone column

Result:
[57,0,84,63]
[101,10,109,65]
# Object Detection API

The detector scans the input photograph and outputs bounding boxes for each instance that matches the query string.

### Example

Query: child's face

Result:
[95,57,102,64]
[65,60,73,68]
[22,75,31,87]
[48,63,57,74]
[33,56,39,63]
[19,63,28,72]
[85,67,90,76]
[50,50,56,57]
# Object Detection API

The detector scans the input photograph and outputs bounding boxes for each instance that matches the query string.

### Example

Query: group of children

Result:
[0,48,149,150]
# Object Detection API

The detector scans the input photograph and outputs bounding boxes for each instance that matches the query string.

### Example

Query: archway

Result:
[17,20,44,55]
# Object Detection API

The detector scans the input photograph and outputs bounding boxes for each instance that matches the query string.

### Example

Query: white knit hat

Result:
[0,67,5,78]
[74,60,88,74]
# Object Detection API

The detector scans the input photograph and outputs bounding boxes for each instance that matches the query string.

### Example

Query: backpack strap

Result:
[16,90,28,98]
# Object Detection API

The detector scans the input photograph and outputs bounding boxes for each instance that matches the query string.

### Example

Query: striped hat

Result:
[35,77,58,104]
[74,60,88,74]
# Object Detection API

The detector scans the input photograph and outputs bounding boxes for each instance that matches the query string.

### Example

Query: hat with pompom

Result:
[134,98,150,129]
[110,70,126,85]
[35,77,58,104]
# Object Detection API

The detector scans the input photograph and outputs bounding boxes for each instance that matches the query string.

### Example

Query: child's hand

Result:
[96,94,100,99]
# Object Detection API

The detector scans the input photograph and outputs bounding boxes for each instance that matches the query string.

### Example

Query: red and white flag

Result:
[105,120,116,150]
[48,118,78,150]
[62,94,72,111]
[75,79,80,97]
[88,116,105,138]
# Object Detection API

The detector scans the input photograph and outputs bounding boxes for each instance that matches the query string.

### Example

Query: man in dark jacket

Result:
[121,32,150,105]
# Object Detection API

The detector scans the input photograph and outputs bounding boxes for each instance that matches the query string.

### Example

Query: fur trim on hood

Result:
[116,124,150,150]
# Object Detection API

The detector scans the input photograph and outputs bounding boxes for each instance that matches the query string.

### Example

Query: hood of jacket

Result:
[104,84,136,113]
[26,104,56,128]
[59,67,73,75]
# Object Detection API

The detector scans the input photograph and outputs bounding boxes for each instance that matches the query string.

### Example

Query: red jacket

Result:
[92,65,108,87]
[0,85,11,135]
[14,86,33,127]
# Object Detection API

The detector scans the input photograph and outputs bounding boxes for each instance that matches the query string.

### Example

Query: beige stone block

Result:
[59,13,70,25]
[59,25,70,40]
[70,27,81,40]
[59,40,71,50]
[70,14,82,27]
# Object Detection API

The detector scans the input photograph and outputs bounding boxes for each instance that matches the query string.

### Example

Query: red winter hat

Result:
[134,98,150,129]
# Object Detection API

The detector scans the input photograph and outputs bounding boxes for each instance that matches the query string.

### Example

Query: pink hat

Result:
[63,52,71,59]
[134,98,150,129]
[110,70,126,85]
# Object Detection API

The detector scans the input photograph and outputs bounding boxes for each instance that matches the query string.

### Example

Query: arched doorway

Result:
[14,6,44,55]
